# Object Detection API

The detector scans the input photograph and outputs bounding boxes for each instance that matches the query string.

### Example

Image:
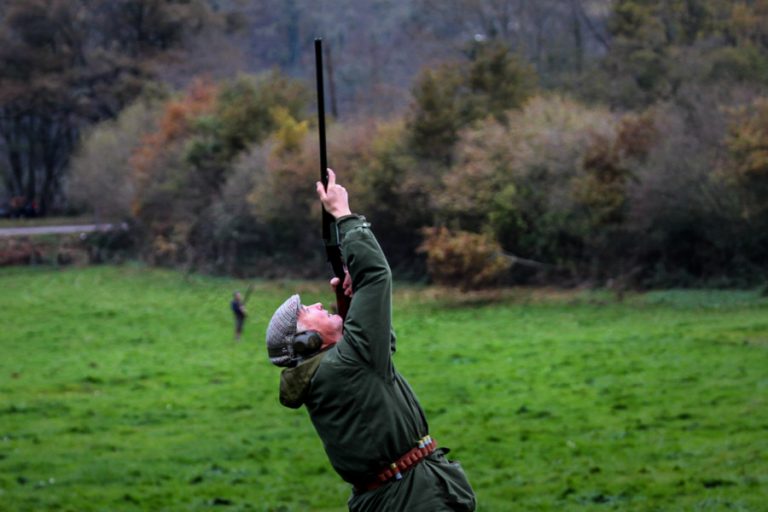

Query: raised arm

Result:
[317,170,394,375]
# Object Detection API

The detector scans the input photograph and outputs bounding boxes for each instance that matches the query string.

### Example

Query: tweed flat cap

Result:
[266,294,301,367]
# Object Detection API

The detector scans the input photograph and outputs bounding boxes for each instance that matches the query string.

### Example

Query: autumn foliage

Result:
[723,97,768,224]
[65,1,768,287]
[418,227,512,290]
[725,98,768,180]
[130,79,218,216]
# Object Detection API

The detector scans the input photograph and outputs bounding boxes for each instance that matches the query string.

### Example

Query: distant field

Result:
[1,266,766,511]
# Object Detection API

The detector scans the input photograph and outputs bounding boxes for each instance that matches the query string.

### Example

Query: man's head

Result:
[265,294,343,367]
[233,291,242,301]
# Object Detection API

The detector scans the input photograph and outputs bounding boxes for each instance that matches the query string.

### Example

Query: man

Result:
[231,291,247,341]
[265,169,476,511]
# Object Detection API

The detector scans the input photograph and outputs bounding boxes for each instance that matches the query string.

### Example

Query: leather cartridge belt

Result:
[355,436,438,493]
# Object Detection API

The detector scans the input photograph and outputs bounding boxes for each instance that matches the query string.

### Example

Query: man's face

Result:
[298,302,343,344]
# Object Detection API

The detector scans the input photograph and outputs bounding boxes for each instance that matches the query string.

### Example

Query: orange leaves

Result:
[130,78,217,184]
[129,79,217,218]
[418,226,511,290]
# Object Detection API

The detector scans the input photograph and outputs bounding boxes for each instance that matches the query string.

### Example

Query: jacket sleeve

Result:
[336,214,394,376]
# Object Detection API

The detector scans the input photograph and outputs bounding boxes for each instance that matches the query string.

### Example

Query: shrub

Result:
[441,95,618,265]
[418,226,511,290]
[68,98,163,220]
[623,96,762,285]
[124,72,311,268]
[353,120,431,275]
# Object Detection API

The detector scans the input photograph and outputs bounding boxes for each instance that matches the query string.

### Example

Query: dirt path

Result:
[0,223,126,237]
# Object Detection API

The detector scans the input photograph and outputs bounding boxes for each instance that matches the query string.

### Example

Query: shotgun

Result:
[315,38,350,320]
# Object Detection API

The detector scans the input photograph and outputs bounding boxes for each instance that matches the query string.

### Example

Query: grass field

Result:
[1,265,766,511]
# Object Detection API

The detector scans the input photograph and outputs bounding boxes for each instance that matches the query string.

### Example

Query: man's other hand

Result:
[330,269,353,298]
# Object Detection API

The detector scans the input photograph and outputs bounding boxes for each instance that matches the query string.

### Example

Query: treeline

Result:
[6,0,768,287]
[0,0,243,216]
[0,0,620,216]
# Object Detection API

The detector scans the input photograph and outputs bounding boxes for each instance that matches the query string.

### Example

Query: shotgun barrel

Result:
[315,38,350,319]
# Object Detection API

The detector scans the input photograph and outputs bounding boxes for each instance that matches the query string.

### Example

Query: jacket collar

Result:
[279,350,329,408]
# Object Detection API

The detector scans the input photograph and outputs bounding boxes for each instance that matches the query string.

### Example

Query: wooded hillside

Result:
[2,0,767,287]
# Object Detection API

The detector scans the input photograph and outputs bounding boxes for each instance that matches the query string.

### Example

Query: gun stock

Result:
[315,38,350,320]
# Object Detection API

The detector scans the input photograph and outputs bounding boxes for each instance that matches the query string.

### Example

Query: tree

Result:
[408,41,536,163]
[128,71,311,268]
[413,0,612,87]
[595,0,768,108]
[408,65,463,163]
[573,112,657,228]
[0,0,220,215]
[440,95,618,268]
[723,97,768,220]
[68,98,162,220]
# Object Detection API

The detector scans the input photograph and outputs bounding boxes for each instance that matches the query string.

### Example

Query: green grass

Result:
[1,266,766,511]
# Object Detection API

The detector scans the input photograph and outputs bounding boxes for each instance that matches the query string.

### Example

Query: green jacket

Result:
[279,215,476,511]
